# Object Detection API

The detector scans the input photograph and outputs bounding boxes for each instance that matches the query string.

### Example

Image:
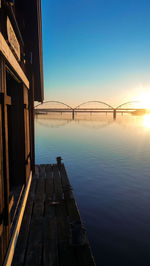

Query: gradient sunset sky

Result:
[41,0,150,107]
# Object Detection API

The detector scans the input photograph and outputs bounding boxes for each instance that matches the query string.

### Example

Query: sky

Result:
[41,0,150,107]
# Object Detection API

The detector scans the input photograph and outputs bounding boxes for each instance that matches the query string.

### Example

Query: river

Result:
[35,113,150,266]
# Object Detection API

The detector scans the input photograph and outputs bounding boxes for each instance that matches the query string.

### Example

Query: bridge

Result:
[35,100,146,120]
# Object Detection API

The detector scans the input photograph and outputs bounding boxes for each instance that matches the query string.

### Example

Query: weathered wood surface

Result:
[0,33,29,88]
[12,164,95,266]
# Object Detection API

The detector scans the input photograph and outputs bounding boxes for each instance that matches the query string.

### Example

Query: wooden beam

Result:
[3,171,32,266]
[0,224,3,237]
[9,196,14,213]
[0,33,29,89]
[0,94,11,106]
[5,95,11,106]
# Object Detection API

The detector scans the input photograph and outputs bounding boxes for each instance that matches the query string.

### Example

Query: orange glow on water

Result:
[143,114,150,129]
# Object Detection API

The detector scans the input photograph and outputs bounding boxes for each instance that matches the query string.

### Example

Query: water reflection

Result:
[35,112,150,266]
[143,114,150,129]
[35,112,150,131]
[36,119,71,128]
[35,113,114,129]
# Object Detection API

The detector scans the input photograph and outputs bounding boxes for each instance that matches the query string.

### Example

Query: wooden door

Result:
[0,93,11,265]
[0,57,10,265]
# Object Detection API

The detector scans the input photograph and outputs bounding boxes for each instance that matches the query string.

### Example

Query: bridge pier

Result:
[113,109,116,120]
[72,109,75,120]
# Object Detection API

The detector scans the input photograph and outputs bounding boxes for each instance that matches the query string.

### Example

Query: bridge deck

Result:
[12,164,95,266]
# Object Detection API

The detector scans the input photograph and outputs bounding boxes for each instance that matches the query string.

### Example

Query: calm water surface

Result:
[35,113,150,266]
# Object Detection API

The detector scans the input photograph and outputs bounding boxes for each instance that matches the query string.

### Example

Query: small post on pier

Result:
[113,109,116,120]
[72,109,75,120]
[56,156,62,169]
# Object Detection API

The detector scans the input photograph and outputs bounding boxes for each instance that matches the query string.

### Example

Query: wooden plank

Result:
[24,218,43,266]
[39,164,46,178]
[74,244,96,266]
[60,164,74,201]
[23,86,28,105]
[0,56,4,93]
[56,203,70,243]
[60,164,80,222]
[53,164,63,201]
[35,165,39,177]
[10,186,25,229]
[13,167,45,266]
[32,175,45,217]
[45,165,53,201]
[0,225,4,266]
[43,216,59,266]
[0,95,12,106]
[56,202,77,266]
[35,169,45,199]
[60,164,71,188]
[0,102,4,265]
[43,166,59,266]
[0,224,3,237]
[12,164,95,266]
[3,172,32,266]
[4,95,11,106]
[12,178,37,266]
[0,33,29,88]
[9,195,14,213]
[60,164,96,266]
[25,175,45,265]
[67,236,95,266]
[53,164,77,265]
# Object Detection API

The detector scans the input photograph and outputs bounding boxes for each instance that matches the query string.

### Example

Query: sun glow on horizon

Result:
[136,92,150,110]
[143,114,150,129]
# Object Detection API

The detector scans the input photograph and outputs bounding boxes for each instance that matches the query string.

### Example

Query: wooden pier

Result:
[11,163,95,266]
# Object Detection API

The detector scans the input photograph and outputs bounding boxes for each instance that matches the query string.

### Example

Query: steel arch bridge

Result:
[35,100,114,113]
[116,101,140,110]
[35,100,73,110]
[35,100,144,119]
[74,100,114,110]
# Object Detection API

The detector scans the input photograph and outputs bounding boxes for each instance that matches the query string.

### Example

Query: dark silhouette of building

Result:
[0,0,43,264]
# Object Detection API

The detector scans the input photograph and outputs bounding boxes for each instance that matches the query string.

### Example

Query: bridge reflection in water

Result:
[35,113,114,130]
[35,100,146,120]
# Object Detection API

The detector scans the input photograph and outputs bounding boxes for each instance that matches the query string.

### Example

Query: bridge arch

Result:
[74,101,114,110]
[116,101,140,109]
[34,100,73,110]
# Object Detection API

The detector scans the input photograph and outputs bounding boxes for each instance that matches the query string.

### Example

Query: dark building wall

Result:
[0,1,44,264]
[15,0,44,102]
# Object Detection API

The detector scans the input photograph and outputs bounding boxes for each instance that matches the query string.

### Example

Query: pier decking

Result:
[12,163,95,266]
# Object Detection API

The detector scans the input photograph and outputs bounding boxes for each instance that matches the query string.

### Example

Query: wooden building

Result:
[0,0,43,264]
